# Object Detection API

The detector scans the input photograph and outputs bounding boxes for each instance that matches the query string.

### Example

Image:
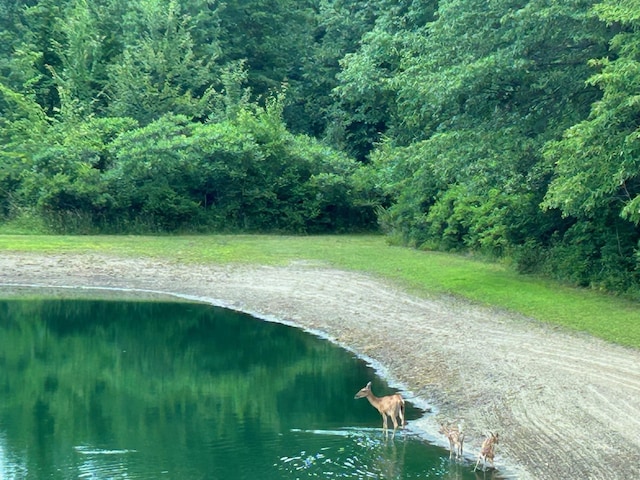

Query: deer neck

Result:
[365,391,383,409]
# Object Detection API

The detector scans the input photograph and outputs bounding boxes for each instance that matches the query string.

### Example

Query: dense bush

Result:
[1,97,374,233]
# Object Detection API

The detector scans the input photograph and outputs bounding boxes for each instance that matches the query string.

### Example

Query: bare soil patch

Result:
[2,252,639,479]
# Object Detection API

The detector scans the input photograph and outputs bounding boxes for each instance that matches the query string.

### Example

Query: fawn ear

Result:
[366,381,372,388]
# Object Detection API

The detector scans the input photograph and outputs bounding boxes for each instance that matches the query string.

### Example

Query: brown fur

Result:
[474,432,499,472]
[354,381,405,438]
[439,422,465,459]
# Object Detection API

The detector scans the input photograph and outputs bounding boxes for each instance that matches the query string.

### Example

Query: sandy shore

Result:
[1,252,640,479]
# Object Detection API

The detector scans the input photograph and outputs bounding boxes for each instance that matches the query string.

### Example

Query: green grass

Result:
[1,234,639,349]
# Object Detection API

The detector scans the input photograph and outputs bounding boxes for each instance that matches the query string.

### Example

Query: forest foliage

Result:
[1,0,640,294]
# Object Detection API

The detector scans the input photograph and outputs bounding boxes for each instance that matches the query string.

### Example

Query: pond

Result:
[0,297,499,479]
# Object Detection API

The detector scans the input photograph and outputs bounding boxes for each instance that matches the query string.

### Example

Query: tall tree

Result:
[49,0,106,115]
[16,0,70,114]
[106,0,220,124]
[216,0,317,98]
[374,0,609,255]
[540,0,640,289]
[324,0,436,159]
[543,0,640,224]
[285,0,380,141]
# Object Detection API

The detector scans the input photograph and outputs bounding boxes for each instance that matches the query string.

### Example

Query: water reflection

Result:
[75,448,134,479]
[0,434,27,479]
[0,297,499,479]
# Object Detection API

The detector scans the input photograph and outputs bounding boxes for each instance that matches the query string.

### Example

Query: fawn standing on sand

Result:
[439,422,465,459]
[354,381,405,439]
[474,432,499,472]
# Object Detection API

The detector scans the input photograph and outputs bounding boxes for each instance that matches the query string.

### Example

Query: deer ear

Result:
[366,381,372,388]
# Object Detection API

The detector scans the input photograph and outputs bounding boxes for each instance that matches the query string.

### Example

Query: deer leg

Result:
[381,413,388,437]
[390,415,399,439]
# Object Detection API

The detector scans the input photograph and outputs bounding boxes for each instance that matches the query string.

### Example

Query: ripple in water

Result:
[277,428,471,479]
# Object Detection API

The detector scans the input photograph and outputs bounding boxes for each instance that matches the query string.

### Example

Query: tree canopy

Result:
[2,0,640,294]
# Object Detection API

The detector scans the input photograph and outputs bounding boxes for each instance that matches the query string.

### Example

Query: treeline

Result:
[1,0,640,294]
[0,0,377,233]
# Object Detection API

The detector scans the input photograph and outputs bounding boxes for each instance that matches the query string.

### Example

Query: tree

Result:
[15,116,137,232]
[102,96,374,233]
[539,0,640,290]
[106,0,219,124]
[0,82,50,219]
[374,0,609,258]
[543,0,640,224]
[14,0,69,114]
[285,0,380,142]
[49,0,105,113]
[325,0,436,159]
[216,0,317,99]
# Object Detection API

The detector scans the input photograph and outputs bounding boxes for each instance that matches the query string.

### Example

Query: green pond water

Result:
[0,297,501,479]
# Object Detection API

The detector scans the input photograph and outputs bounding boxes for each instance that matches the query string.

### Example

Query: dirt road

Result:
[1,252,639,479]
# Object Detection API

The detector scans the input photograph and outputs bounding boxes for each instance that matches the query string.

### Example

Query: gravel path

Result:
[2,252,640,479]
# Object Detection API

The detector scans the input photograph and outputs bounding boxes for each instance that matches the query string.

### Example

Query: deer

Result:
[354,381,405,439]
[474,432,499,472]
[439,422,464,459]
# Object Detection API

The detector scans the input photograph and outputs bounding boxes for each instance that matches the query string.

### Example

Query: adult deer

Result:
[439,422,464,459]
[474,432,499,472]
[354,381,405,439]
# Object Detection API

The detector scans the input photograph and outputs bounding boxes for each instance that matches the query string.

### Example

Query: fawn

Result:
[474,432,499,472]
[439,422,465,459]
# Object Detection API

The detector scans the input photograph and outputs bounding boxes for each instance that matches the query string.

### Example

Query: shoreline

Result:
[0,282,506,477]
[2,252,640,479]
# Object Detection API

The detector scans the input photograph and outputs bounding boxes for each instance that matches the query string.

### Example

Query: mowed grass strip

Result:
[1,234,639,348]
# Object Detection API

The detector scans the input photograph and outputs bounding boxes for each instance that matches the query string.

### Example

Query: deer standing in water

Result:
[439,422,464,459]
[354,381,405,439]
[474,432,499,472]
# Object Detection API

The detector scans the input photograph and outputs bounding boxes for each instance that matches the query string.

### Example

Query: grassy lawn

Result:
[1,233,639,349]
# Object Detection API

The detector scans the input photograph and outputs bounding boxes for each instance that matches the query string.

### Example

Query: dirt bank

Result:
[1,252,639,479]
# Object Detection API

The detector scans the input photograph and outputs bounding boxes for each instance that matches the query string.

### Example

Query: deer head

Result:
[354,381,372,399]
